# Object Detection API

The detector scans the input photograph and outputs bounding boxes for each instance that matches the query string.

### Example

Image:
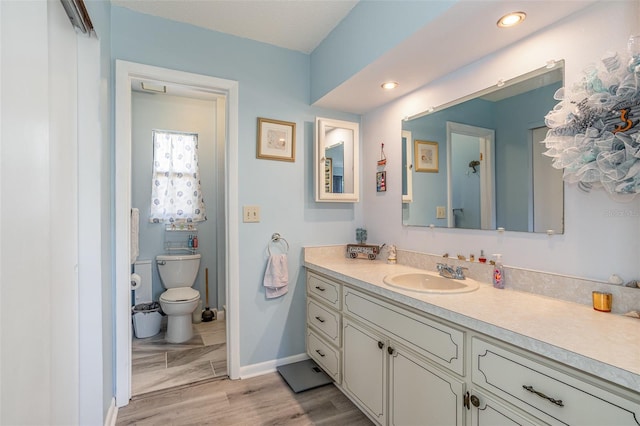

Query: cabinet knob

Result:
[377,341,384,349]
[387,346,395,355]
[470,395,480,408]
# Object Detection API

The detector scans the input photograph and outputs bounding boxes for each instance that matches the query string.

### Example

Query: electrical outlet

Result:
[243,205,260,223]
[436,206,446,219]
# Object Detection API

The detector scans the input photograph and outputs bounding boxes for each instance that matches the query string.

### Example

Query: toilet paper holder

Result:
[131,273,142,290]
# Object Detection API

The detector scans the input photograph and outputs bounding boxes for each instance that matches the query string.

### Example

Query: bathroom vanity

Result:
[304,246,640,426]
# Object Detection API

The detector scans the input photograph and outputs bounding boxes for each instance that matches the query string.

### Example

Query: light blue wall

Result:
[112,6,359,367]
[451,133,481,229]
[310,0,455,103]
[402,98,494,226]
[493,82,561,231]
[131,92,221,307]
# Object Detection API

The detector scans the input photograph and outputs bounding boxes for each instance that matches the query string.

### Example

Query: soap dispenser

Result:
[492,254,504,289]
[387,245,397,264]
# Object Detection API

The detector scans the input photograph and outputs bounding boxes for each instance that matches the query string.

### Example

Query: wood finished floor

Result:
[132,318,227,396]
[117,372,373,425]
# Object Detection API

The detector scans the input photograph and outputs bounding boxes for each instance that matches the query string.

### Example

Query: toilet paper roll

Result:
[131,273,142,290]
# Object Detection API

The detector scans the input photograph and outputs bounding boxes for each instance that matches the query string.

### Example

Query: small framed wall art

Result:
[414,140,439,172]
[376,171,386,192]
[257,117,296,162]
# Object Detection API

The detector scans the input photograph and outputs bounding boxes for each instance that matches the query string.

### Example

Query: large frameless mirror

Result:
[402,61,565,233]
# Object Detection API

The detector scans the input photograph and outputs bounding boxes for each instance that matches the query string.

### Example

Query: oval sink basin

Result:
[383,272,479,294]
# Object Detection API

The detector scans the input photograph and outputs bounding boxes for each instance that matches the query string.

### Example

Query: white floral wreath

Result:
[542,36,640,201]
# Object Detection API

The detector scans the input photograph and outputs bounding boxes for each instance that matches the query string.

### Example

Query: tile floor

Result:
[131,317,227,396]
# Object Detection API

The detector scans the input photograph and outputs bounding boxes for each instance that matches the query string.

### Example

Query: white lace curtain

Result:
[149,130,207,223]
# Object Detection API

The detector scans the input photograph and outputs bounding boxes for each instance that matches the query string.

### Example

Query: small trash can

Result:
[132,302,162,338]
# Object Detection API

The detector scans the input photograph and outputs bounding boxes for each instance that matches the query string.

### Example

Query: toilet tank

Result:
[156,254,201,288]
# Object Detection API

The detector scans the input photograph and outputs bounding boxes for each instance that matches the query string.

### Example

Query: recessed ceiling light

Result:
[381,81,399,90]
[497,12,526,28]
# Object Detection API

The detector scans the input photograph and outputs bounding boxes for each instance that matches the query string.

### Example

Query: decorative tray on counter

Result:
[346,244,381,260]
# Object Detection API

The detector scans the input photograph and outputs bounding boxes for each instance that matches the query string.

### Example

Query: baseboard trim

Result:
[104,397,118,426]
[239,353,309,379]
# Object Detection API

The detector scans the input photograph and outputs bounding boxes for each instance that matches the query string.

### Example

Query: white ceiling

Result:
[114,0,598,114]
[112,0,358,54]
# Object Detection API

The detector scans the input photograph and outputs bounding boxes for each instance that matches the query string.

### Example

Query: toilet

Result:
[156,254,201,343]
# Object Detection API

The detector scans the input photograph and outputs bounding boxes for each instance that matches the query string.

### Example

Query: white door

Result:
[388,342,465,426]
[342,319,387,424]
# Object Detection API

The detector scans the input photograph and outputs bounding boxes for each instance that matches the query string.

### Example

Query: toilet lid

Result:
[160,287,199,302]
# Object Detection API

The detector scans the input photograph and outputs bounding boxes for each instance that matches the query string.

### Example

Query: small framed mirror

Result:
[315,117,359,202]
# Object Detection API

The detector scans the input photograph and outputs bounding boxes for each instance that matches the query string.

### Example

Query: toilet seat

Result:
[160,287,199,303]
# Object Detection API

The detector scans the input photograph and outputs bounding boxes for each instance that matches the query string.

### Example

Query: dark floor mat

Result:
[276,359,333,393]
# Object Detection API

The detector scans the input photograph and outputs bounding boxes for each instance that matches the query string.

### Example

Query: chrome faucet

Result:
[437,263,468,280]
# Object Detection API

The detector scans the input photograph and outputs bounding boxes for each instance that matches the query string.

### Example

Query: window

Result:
[149,130,207,223]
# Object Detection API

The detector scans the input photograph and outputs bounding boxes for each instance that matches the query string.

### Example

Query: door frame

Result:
[114,60,240,406]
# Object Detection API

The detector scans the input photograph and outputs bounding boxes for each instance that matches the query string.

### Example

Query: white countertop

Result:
[304,248,640,393]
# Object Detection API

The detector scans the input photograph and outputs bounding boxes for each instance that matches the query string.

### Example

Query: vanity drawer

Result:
[343,287,464,375]
[307,299,341,346]
[307,328,341,383]
[472,337,640,425]
[307,272,341,309]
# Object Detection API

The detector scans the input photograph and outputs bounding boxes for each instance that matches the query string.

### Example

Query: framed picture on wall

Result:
[376,171,386,192]
[414,140,438,172]
[257,117,296,162]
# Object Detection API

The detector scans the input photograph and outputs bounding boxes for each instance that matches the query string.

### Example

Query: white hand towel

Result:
[263,254,289,299]
[130,208,139,265]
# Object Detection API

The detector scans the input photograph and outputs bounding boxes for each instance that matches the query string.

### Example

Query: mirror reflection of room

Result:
[402,62,565,233]
[315,117,359,202]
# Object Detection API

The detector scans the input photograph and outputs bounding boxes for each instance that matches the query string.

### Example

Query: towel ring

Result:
[269,233,289,255]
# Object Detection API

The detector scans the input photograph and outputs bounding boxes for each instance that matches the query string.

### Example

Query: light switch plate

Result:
[243,205,260,223]
[436,206,446,219]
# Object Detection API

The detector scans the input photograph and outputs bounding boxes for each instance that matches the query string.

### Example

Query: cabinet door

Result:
[388,342,465,426]
[343,318,386,425]
[468,389,543,426]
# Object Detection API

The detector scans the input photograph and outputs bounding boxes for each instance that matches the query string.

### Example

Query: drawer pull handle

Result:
[522,385,564,407]
[315,349,326,357]
[314,316,325,323]
[315,286,326,292]
[378,341,384,349]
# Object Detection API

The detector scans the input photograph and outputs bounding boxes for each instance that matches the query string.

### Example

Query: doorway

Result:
[446,122,496,229]
[115,61,240,406]
[129,88,226,396]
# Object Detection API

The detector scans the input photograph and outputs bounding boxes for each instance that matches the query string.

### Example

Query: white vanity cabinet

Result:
[341,286,466,425]
[305,270,640,426]
[306,272,342,383]
[470,337,640,425]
